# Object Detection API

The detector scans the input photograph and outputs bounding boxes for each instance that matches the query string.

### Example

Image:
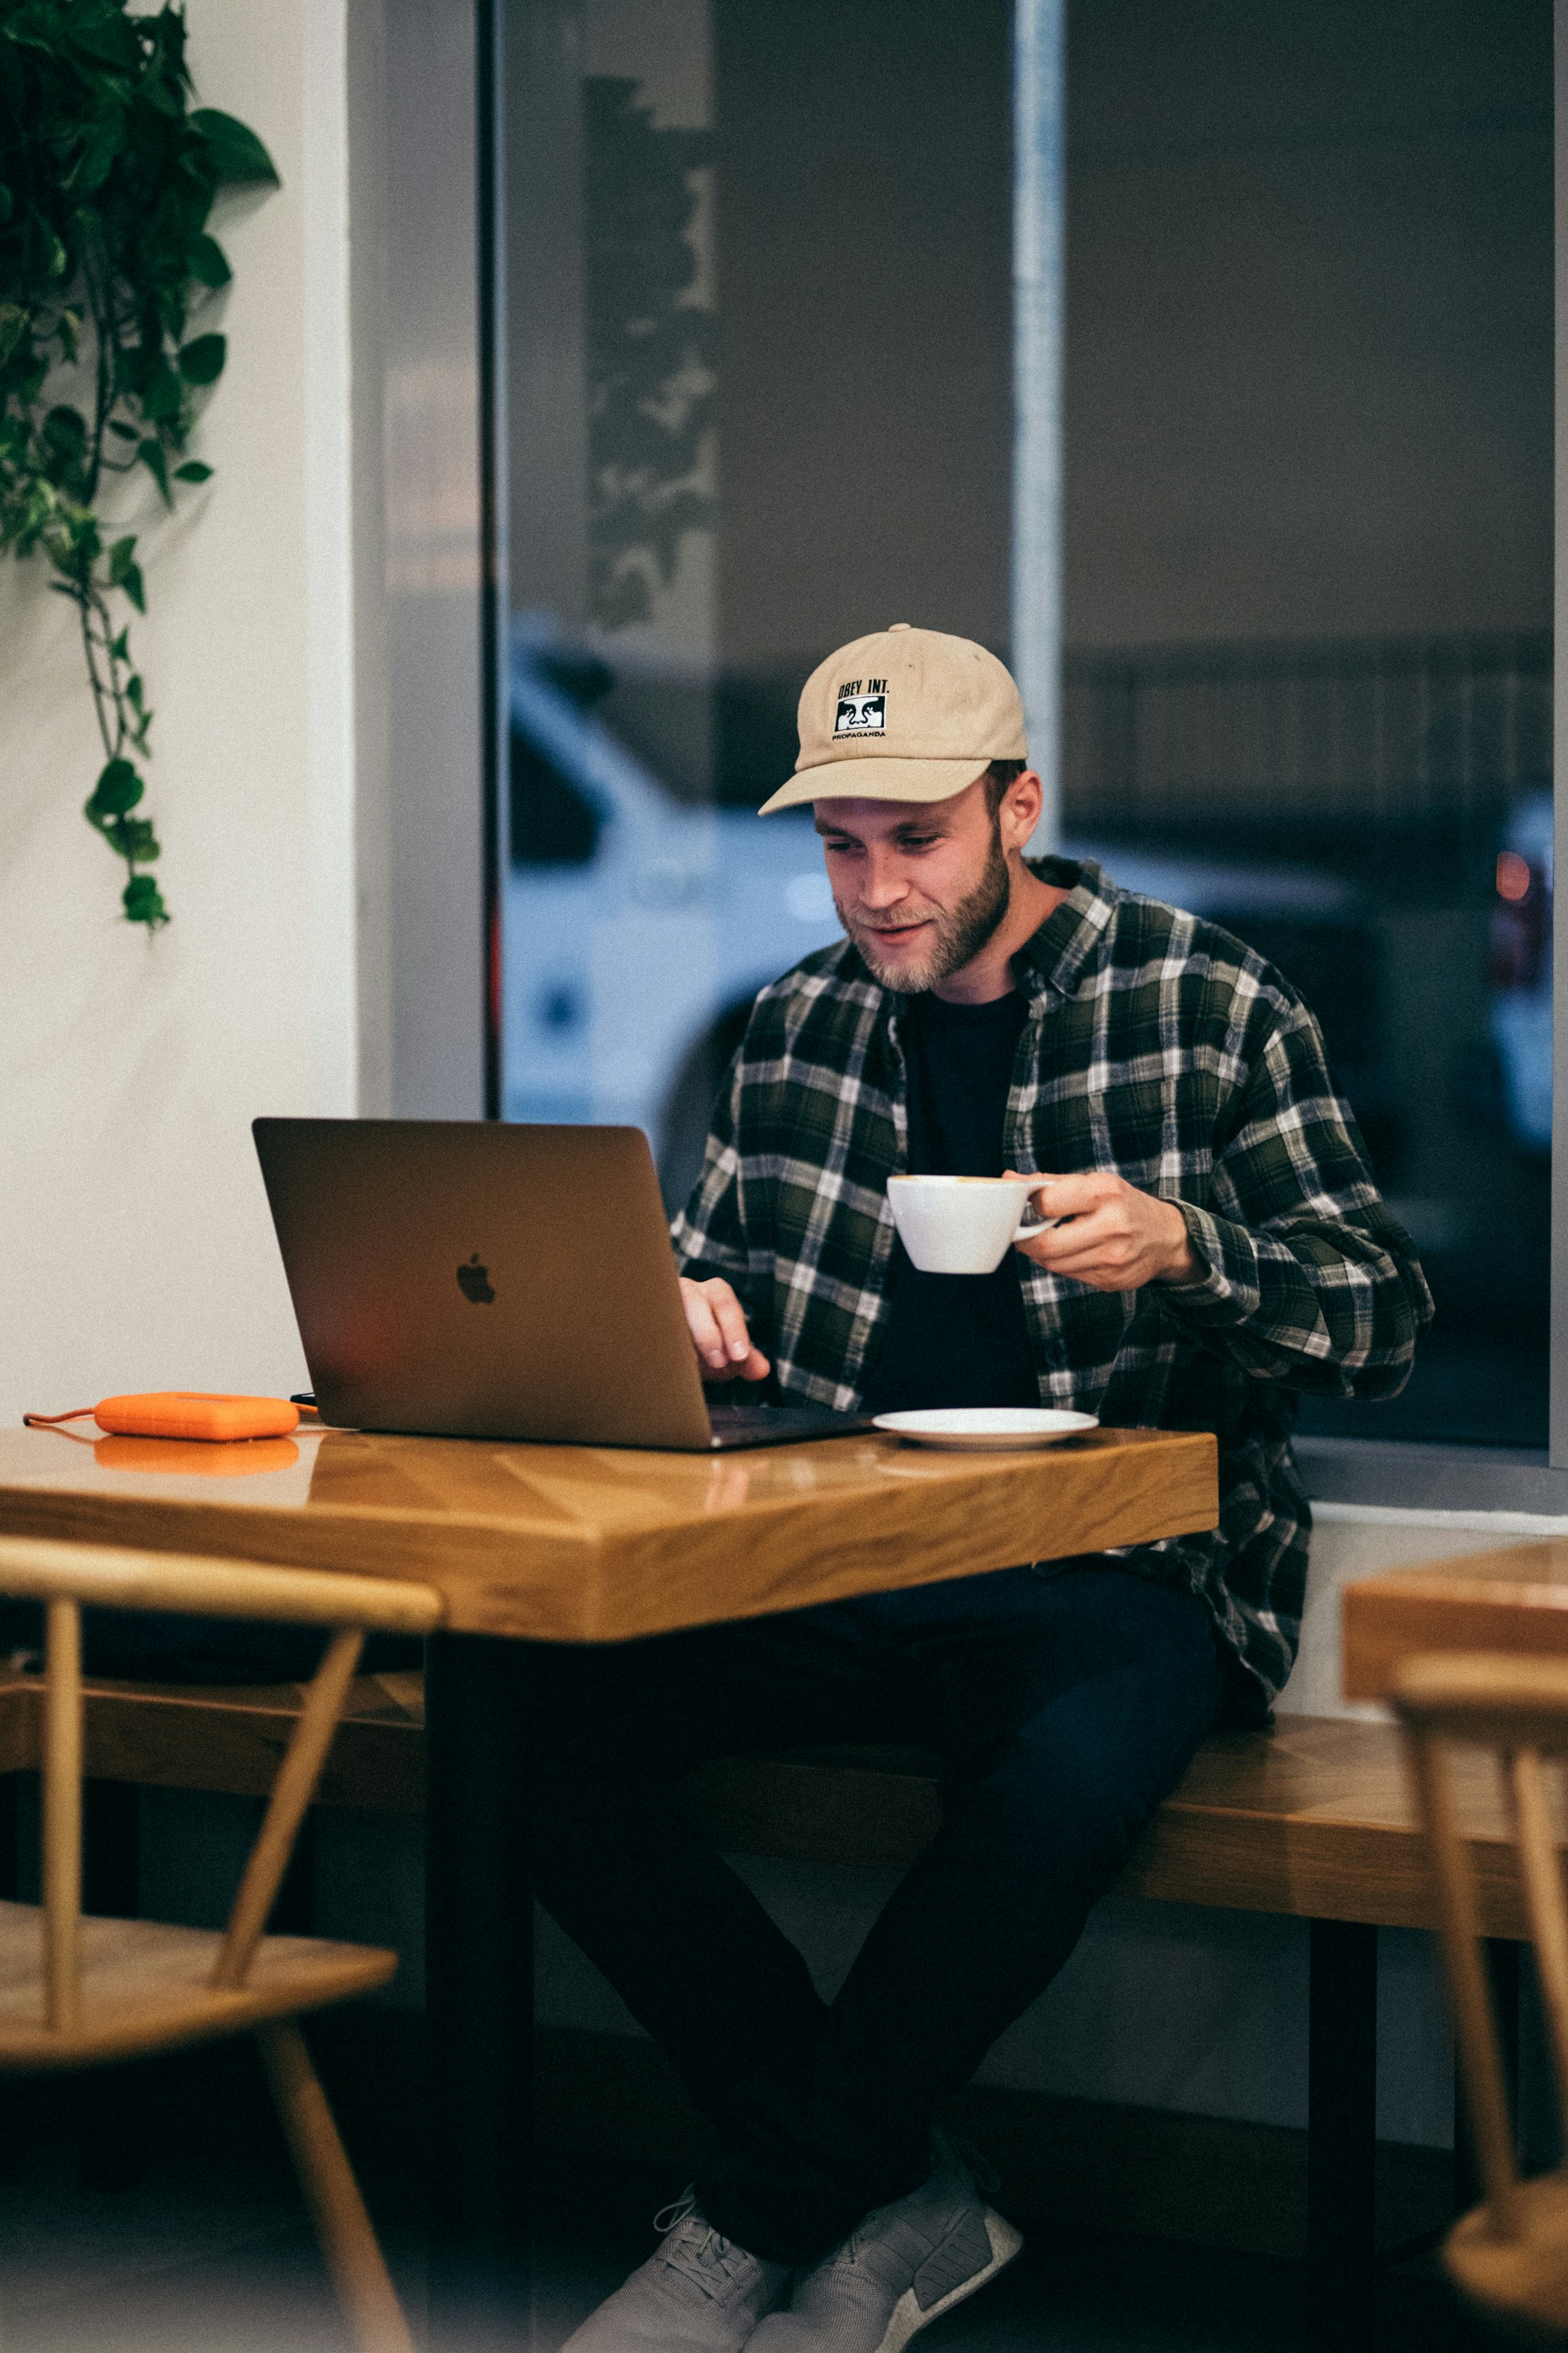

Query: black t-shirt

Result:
[861,989,1040,1412]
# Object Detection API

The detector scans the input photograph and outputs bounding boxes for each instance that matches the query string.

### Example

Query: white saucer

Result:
[871,1408,1100,1450]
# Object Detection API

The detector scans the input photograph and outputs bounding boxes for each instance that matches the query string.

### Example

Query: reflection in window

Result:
[502,0,1015,1203]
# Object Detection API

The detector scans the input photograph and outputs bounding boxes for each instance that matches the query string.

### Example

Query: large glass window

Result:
[499,0,1551,1450]
[500,0,1014,1212]
[1057,0,1552,1446]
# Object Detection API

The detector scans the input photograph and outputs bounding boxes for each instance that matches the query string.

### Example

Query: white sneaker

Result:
[745,2137,1022,2353]
[559,2190,794,2350]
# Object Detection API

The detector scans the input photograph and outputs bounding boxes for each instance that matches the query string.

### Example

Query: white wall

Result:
[0,2,357,1423]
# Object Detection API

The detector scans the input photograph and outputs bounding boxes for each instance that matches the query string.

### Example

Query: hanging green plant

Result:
[0,0,277,930]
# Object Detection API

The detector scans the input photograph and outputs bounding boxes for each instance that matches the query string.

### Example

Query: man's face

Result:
[813,779,1010,994]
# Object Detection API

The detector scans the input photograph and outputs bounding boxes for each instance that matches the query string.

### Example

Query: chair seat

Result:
[0,1900,397,2069]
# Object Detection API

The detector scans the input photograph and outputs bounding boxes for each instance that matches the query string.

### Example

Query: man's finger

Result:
[682,1277,771,1377]
[1014,1224,1129,1281]
[706,1284,758,1365]
[1028,1172,1112,1219]
[682,1287,730,1369]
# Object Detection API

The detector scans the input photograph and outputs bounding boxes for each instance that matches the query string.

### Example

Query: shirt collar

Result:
[1010,856,1119,1005]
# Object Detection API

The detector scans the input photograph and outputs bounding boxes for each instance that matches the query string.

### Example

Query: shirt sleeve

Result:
[1159,1002,1434,1396]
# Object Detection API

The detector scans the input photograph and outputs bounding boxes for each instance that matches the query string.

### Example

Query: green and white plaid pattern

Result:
[672,857,1434,1707]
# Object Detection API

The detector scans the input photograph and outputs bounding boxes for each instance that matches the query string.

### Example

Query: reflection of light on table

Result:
[94,1435,300,1478]
[703,1461,752,1514]
[0,1424,1216,1642]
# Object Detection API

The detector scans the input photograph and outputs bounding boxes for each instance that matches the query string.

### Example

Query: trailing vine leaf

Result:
[0,0,279,930]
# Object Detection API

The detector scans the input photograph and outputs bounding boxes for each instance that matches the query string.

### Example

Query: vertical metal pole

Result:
[1550,0,1567,1466]
[0,1772,22,2184]
[425,1632,535,2349]
[0,1770,16,1901]
[1307,1918,1378,2348]
[78,1778,144,2193]
[1012,0,1067,852]
[478,0,506,1121]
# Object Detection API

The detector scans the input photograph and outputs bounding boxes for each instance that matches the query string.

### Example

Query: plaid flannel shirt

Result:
[672,856,1433,1708]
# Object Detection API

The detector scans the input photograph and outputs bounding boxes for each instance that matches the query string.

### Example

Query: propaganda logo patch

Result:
[833,678,886,737]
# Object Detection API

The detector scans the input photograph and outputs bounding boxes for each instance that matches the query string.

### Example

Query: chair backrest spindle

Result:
[1408,1725,1523,2236]
[42,1595,83,2034]
[0,1539,438,2353]
[211,1627,366,1991]
[0,1534,442,2045]
[1506,1746,1568,2125]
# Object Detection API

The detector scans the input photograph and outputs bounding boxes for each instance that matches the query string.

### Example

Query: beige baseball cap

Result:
[757,623,1027,815]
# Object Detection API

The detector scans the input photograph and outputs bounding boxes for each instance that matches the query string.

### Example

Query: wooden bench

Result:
[0,1667,1529,1922]
[0,1668,1523,2332]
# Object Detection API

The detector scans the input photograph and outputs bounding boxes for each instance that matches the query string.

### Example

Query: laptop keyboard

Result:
[705,1401,870,1448]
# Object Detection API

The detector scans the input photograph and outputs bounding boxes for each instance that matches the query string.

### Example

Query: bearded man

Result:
[540,624,1432,2351]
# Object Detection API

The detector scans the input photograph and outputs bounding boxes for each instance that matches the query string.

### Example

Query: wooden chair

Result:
[1393,1652,1568,2339]
[0,1536,443,2353]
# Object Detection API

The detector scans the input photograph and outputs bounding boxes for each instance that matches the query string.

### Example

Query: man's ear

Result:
[1000,769,1045,849]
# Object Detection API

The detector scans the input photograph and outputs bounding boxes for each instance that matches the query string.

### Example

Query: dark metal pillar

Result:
[0,1770,16,1902]
[0,1771,24,2185]
[425,1632,535,2348]
[76,1779,144,2192]
[1307,1917,1378,2345]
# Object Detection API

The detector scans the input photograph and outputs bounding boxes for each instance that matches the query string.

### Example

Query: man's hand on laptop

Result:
[1004,1170,1198,1291]
[680,1276,772,1381]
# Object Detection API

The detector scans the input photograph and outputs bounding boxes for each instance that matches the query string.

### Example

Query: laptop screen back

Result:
[253,1119,714,1448]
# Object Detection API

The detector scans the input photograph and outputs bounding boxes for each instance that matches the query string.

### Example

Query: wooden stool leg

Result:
[256,2020,415,2353]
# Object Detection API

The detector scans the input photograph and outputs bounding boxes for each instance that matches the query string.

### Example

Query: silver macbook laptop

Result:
[252,1118,870,1452]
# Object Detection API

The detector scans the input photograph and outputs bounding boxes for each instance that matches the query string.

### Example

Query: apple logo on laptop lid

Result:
[457,1252,495,1305]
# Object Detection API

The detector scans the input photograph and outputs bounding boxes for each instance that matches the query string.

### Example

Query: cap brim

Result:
[758,757,993,816]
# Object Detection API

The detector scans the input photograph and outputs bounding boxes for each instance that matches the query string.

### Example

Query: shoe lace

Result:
[652,2190,697,2237]
[650,2188,752,2294]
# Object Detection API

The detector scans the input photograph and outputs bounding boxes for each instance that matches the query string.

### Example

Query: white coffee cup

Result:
[886,1174,1052,1275]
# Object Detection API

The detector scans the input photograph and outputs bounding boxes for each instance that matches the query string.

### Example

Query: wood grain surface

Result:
[1343,1541,1568,1703]
[1118,1712,1529,1935]
[0,1423,1217,1642]
[0,1902,395,2068]
[687,1713,1540,1938]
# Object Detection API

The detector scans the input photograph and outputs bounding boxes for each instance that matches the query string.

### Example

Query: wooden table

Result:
[1343,1541,1568,1703]
[0,1419,1217,2344]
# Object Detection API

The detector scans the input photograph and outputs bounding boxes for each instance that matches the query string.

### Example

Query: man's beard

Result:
[838,823,1012,994]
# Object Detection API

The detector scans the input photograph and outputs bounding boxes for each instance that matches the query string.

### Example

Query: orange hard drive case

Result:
[91,1392,301,1442]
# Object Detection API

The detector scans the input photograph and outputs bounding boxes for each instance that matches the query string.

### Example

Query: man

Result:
[541,624,1432,2350]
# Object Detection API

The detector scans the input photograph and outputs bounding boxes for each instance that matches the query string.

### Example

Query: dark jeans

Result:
[525,1558,1224,2265]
